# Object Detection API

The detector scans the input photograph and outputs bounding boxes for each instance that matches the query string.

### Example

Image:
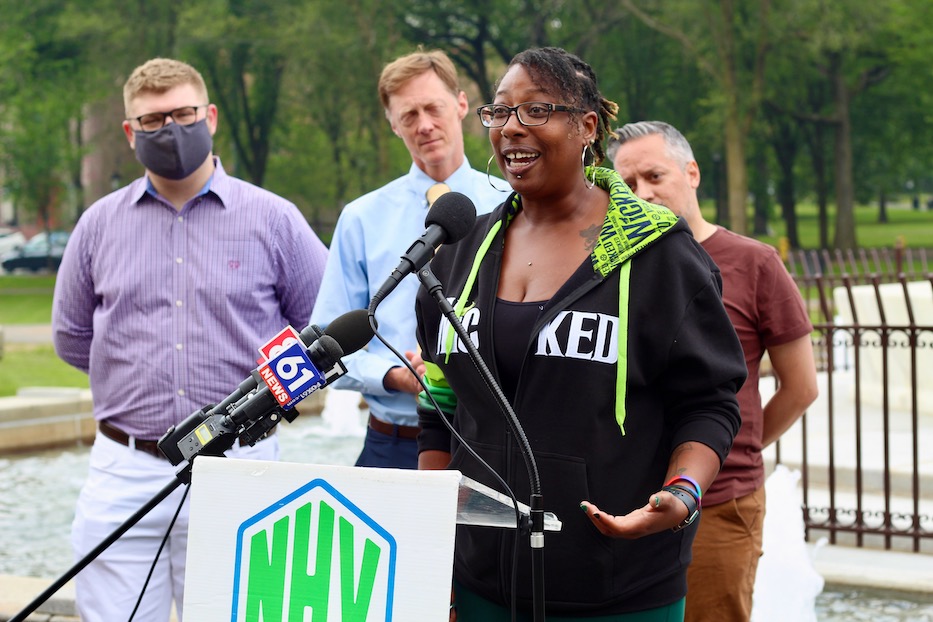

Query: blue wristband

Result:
[665,475,702,501]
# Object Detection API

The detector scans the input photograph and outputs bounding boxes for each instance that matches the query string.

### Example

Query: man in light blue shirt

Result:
[310,49,506,468]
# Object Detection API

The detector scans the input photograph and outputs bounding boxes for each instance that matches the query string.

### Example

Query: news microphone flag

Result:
[257,325,303,363]
[257,339,326,410]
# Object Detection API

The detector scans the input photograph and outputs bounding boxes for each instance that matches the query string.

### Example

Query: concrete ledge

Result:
[812,544,933,593]
[0,389,94,454]
[0,388,95,454]
[0,574,179,622]
[0,387,93,423]
[0,574,77,622]
[0,387,329,455]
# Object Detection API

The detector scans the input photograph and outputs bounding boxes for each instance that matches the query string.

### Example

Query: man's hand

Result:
[382,350,426,394]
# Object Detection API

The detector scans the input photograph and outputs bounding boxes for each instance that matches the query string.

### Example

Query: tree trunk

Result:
[830,54,857,250]
[878,189,888,223]
[803,120,830,249]
[708,153,728,226]
[769,116,800,248]
[752,147,770,236]
[69,115,85,225]
[780,181,800,249]
[81,94,137,206]
[724,113,748,234]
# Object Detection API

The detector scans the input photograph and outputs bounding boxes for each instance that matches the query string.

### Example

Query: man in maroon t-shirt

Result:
[610,121,819,622]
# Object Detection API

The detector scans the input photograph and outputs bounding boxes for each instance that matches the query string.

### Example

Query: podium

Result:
[182,457,561,621]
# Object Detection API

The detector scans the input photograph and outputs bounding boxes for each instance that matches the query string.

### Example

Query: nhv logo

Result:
[230,479,397,621]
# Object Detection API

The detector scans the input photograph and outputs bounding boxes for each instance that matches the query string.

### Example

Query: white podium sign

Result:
[182,457,461,621]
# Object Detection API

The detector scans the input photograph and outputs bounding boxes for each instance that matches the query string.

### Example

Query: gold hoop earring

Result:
[582,143,596,190]
[487,154,509,192]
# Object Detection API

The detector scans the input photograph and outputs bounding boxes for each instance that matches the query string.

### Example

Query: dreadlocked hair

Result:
[507,47,618,165]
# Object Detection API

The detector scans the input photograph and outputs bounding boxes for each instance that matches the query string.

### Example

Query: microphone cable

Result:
[413,265,547,622]
[365,310,522,520]
[367,307,528,622]
[127,485,189,622]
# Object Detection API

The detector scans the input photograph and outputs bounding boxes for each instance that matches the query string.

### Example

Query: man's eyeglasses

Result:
[128,104,209,132]
[476,102,585,128]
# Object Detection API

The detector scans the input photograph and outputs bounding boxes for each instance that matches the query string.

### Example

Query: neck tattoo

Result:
[581,223,601,252]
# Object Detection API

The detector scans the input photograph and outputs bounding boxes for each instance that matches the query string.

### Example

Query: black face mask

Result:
[134,119,213,180]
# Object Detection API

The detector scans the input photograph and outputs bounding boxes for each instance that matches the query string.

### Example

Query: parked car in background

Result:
[0,227,27,258]
[1,230,70,273]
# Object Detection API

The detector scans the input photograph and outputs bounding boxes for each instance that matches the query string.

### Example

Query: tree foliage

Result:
[619,0,776,236]
[0,0,930,249]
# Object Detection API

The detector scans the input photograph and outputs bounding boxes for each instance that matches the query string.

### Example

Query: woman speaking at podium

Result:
[415,47,746,621]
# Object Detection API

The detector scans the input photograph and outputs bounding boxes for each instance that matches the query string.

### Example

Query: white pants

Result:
[71,430,279,622]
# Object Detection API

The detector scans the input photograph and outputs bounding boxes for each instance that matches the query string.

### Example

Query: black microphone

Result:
[199,310,370,416]
[321,308,373,355]
[212,323,326,415]
[369,191,476,312]
[158,309,375,464]
[224,334,345,428]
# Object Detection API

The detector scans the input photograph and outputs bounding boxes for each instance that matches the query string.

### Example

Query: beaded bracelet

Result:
[665,475,703,502]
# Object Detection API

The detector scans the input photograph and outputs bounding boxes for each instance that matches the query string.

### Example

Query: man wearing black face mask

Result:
[52,58,329,622]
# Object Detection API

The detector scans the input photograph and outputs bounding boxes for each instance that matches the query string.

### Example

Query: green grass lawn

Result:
[1,274,87,396]
[0,274,55,324]
[0,344,89,396]
[702,201,933,249]
[0,293,54,324]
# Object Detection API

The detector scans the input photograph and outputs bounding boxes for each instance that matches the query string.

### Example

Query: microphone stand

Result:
[12,314,363,621]
[8,405,284,622]
[416,266,547,622]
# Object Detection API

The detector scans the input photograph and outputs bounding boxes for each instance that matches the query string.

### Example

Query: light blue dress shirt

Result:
[310,158,508,426]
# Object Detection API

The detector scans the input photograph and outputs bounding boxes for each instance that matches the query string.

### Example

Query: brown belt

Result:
[98,420,165,460]
[368,414,420,440]
[99,420,276,460]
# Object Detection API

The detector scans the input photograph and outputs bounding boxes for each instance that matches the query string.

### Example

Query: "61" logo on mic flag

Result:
[258,342,325,409]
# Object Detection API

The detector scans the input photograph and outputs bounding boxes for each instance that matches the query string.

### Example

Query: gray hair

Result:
[608,121,695,169]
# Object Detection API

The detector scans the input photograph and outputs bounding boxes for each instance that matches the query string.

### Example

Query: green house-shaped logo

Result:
[230,478,397,621]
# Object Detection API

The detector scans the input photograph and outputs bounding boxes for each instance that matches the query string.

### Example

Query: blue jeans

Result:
[354,425,418,468]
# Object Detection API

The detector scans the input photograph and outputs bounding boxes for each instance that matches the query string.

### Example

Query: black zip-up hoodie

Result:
[415,171,746,616]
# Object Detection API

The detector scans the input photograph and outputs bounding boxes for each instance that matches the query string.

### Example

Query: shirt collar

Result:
[131,157,228,208]
[406,157,477,209]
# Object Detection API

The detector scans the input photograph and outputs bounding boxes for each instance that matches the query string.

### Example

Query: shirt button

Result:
[177,216,184,222]
[176,343,183,350]
[175,300,183,307]
[177,389,186,396]
[176,257,183,264]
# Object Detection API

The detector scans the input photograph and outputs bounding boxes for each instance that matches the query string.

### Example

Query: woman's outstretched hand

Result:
[580,491,688,539]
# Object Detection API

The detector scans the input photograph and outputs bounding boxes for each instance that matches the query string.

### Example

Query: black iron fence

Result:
[777,248,932,552]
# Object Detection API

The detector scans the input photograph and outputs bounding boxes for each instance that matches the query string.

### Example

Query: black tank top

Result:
[493,298,547,402]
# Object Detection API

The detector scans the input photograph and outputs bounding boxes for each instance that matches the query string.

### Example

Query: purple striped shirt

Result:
[52,159,328,439]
